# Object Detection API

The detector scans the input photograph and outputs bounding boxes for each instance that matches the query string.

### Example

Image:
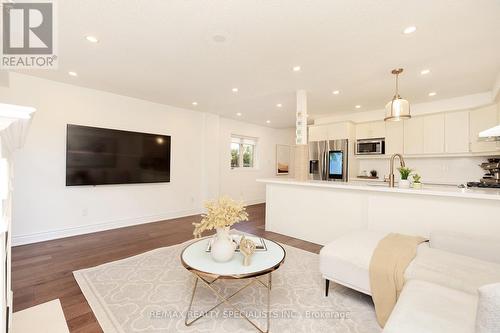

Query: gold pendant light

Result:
[384,68,411,121]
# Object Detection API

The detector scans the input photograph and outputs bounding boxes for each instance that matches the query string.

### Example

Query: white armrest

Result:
[476,283,500,333]
[430,231,500,264]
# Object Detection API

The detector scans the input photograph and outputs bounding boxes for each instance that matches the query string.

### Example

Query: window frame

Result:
[230,135,258,170]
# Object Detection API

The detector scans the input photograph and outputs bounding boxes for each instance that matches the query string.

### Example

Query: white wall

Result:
[0,74,294,245]
[218,117,295,204]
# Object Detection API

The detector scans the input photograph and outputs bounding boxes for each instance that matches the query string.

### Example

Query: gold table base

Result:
[185,272,272,333]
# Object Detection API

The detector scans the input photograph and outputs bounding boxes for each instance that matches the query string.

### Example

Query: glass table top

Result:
[181,237,286,278]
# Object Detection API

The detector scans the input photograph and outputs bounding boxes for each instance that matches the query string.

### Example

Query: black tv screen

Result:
[66,124,171,186]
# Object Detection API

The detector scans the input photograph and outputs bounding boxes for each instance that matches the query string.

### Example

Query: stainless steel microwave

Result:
[356,138,385,155]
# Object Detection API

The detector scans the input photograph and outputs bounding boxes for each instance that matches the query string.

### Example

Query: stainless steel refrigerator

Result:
[308,139,349,181]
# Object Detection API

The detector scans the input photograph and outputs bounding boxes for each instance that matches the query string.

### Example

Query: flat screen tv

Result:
[66,124,171,186]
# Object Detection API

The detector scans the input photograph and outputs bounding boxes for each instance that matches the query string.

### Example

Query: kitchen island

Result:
[257,178,500,245]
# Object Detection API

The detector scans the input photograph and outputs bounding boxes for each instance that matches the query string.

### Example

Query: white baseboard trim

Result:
[12,208,203,246]
[243,198,265,206]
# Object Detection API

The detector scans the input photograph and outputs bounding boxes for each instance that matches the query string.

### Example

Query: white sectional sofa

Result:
[319,230,500,333]
[383,279,477,333]
[319,230,387,296]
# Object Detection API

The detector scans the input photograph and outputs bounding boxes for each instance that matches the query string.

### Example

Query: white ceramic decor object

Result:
[412,182,422,189]
[211,227,236,262]
[399,179,411,188]
[240,236,257,266]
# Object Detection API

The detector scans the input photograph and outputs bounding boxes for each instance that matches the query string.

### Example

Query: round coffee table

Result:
[181,236,286,333]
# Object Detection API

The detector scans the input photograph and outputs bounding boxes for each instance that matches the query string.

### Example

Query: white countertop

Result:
[257,178,500,201]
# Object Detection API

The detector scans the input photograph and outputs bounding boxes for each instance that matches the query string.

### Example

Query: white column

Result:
[295,90,308,145]
[0,103,36,333]
[294,90,309,181]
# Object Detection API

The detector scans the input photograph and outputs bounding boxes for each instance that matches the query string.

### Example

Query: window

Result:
[231,135,257,169]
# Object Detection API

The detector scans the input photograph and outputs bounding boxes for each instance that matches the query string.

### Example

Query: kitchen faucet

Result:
[388,153,406,187]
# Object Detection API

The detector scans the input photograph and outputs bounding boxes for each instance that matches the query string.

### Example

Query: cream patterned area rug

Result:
[74,239,381,333]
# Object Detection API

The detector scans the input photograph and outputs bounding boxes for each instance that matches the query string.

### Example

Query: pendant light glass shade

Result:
[384,97,410,121]
[384,68,411,122]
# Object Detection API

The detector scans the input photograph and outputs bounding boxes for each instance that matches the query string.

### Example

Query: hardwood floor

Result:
[12,203,322,333]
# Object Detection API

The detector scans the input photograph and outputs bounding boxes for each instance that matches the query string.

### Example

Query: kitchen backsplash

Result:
[357,156,490,185]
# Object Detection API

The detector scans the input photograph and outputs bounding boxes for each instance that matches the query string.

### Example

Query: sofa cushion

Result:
[405,245,500,295]
[476,283,500,333]
[430,231,500,264]
[319,230,387,295]
[383,279,477,333]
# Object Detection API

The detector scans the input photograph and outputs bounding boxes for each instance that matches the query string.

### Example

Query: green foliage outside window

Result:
[242,145,253,167]
[230,139,255,169]
[231,143,240,168]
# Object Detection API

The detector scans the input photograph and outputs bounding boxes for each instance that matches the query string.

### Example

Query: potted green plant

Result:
[397,167,413,188]
[412,173,422,189]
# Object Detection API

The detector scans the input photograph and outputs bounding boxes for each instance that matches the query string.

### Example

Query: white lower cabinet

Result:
[404,117,424,154]
[445,111,470,153]
[423,114,445,154]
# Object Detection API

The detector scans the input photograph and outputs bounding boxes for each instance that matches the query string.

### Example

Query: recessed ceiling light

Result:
[332,90,340,95]
[428,92,437,97]
[232,88,238,93]
[68,71,78,77]
[192,102,198,106]
[355,105,361,109]
[403,26,417,34]
[292,66,301,72]
[236,112,242,116]
[85,35,99,43]
[276,103,283,108]
[420,69,430,75]
[266,120,271,124]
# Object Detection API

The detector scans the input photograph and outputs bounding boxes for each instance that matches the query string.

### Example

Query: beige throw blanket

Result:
[369,233,427,327]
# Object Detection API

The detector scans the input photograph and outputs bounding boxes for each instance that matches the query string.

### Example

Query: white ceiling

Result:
[19,0,500,128]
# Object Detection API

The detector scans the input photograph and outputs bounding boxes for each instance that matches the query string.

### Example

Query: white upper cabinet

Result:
[423,114,445,154]
[317,104,500,156]
[355,123,370,139]
[498,104,500,151]
[355,121,385,139]
[327,122,352,140]
[385,121,404,155]
[469,105,498,152]
[445,111,470,153]
[308,125,328,141]
[404,117,424,154]
[309,122,352,141]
